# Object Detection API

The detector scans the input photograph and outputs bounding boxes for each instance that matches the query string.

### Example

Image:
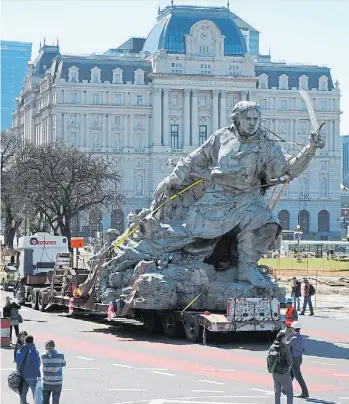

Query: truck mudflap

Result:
[199,313,283,333]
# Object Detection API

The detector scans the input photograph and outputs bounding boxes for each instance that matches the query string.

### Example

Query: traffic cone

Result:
[107,302,115,321]
[68,298,74,315]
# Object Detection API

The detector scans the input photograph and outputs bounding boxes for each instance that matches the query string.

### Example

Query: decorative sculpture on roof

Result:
[93,100,324,307]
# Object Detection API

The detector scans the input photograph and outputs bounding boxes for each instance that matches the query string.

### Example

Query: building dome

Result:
[143,5,247,56]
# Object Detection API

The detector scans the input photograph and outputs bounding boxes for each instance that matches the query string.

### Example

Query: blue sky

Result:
[1,0,348,134]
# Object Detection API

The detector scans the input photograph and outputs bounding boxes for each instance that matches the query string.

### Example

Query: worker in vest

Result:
[285,297,298,340]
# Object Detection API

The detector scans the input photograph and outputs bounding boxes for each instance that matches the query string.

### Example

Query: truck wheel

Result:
[31,289,39,310]
[140,311,161,334]
[38,290,47,312]
[161,311,178,338]
[184,314,201,343]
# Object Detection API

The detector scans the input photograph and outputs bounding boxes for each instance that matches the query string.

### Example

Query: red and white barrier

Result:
[1,318,11,347]
[68,298,74,315]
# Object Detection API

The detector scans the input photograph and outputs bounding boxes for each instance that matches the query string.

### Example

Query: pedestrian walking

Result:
[13,331,28,362]
[267,330,293,404]
[287,321,309,398]
[41,340,66,404]
[2,296,22,343]
[16,335,41,404]
[284,297,298,340]
[291,277,301,311]
[300,279,315,316]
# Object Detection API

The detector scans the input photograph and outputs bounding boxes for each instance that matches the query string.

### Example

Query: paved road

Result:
[1,290,349,404]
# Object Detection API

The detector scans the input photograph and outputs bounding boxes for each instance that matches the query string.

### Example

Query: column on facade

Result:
[107,114,112,149]
[129,114,134,149]
[334,119,340,152]
[47,114,53,143]
[183,89,191,148]
[162,89,170,146]
[145,115,150,149]
[103,114,108,148]
[124,115,129,147]
[152,88,162,145]
[212,90,219,132]
[61,113,65,144]
[79,114,84,147]
[219,91,227,128]
[191,90,198,146]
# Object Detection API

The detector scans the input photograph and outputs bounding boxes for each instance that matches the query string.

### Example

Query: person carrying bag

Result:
[8,350,29,394]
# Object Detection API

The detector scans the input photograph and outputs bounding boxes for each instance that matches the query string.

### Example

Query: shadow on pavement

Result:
[303,337,349,360]
[305,399,337,404]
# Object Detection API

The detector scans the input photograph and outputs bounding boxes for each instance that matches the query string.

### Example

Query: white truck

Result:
[14,233,69,309]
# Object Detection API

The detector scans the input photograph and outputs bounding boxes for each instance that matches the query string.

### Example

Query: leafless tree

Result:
[16,142,123,247]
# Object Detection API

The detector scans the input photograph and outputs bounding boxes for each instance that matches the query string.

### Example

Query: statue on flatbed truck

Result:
[92,101,324,308]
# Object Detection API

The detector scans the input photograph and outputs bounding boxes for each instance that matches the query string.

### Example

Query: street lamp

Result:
[294,224,303,263]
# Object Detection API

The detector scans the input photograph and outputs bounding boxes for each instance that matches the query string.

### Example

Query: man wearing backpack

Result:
[300,279,315,316]
[267,330,293,404]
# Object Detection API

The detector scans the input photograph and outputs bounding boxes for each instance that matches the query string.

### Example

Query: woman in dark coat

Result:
[2,296,21,342]
[13,331,28,362]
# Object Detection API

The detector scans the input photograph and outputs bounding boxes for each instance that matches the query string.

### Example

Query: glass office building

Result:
[1,40,32,131]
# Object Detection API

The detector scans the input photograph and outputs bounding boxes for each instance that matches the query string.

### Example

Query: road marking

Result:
[135,367,169,371]
[109,388,147,392]
[333,374,349,377]
[192,390,225,393]
[203,368,235,372]
[252,388,274,395]
[151,371,175,376]
[66,367,100,370]
[62,389,72,391]
[113,364,133,368]
[76,356,93,361]
[199,380,225,385]
[165,401,258,404]
[312,361,336,366]
[339,398,349,400]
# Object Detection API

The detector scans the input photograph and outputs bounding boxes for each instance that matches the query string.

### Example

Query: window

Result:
[69,132,77,147]
[172,63,182,74]
[301,101,306,111]
[299,75,308,90]
[69,114,77,125]
[90,67,101,83]
[113,115,121,126]
[319,76,328,91]
[279,75,289,90]
[229,65,240,76]
[92,93,100,104]
[114,94,121,105]
[170,124,179,149]
[92,132,100,149]
[320,160,328,170]
[260,81,266,89]
[134,69,145,85]
[320,101,327,111]
[199,125,208,145]
[71,92,77,104]
[112,68,123,84]
[199,45,209,54]
[136,95,143,105]
[171,95,178,106]
[259,99,267,110]
[52,92,56,104]
[320,177,328,197]
[199,95,209,107]
[318,210,330,232]
[200,64,211,75]
[68,66,79,82]
[136,133,142,151]
[281,100,287,110]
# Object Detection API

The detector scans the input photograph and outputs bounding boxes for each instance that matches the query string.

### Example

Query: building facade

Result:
[9,5,342,239]
[1,40,32,131]
[341,135,349,188]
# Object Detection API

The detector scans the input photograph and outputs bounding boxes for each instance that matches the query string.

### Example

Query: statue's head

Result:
[231,101,261,138]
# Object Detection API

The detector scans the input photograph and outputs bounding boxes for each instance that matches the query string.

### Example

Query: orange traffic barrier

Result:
[1,318,11,347]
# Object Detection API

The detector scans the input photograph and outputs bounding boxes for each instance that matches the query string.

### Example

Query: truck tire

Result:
[38,290,47,312]
[183,314,201,343]
[31,289,39,310]
[140,310,161,334]
[161,311,178,338]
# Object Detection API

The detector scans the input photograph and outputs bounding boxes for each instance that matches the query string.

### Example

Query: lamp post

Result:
[294,224,303,263]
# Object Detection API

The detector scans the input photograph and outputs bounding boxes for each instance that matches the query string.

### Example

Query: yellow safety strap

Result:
[181,287,208,315]
[113,178,204,251]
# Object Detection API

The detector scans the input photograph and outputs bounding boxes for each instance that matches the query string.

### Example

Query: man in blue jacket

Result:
[16,335,41,404]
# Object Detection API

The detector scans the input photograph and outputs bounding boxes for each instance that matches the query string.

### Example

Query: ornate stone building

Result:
[10,5,342,239]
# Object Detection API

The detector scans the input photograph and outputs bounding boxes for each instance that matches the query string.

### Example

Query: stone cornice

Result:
[149,73,257,82]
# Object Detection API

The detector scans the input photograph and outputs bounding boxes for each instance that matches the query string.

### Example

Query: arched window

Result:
[298,210,310,234]
[278,74,289,90]
[318,210,329,232]
[299,75,309,90]
[278,210,290,230]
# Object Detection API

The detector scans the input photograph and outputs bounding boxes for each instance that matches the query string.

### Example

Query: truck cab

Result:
[15,233,69,306]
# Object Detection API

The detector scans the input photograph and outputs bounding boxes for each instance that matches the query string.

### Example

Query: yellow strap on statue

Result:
[113,178,204,252]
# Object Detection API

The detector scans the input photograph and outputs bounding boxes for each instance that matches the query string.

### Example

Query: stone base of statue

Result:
[95,260,285,311]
